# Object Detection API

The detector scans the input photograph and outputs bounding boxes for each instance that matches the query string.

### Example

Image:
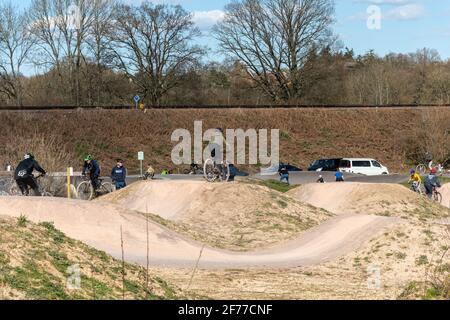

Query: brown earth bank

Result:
[0,108,449,173]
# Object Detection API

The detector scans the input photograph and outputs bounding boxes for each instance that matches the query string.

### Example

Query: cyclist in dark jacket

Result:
[424,168,441,199]
[111,159,127,190]
[14,153,46,196]
[82,155,101,191]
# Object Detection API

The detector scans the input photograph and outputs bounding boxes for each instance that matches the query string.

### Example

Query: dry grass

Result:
[0,215,193,300]
[1,108,449,173]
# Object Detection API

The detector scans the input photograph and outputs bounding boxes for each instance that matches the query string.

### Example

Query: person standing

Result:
[111,159,127,190]
[335,171,345,182]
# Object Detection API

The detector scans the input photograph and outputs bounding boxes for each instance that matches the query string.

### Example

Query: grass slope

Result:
[0,215,195,300]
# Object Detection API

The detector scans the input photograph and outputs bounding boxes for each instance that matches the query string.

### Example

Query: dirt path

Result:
[0,197,398,269]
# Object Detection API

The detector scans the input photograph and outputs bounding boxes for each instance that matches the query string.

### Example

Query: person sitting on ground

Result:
[424,168,441,199]
[408,169,422,193]
[278,165,290,185]
[144,164,155,180]
[111,159,127,190]
[14,153,46,196]
[335,171,345,182]
[82,155,101,193]
[317,175,325,183]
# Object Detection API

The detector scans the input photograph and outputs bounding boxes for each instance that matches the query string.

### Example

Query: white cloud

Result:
[193,10,225,31]
[385,4,425,20]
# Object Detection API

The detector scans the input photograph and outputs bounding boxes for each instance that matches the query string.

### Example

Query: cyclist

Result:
[424,168,441,199]
[14,153,47,196]
[408,169,422,193]
[144,164,155,180]
[111,159,127,190]
[82,155,101,193]
[317,175,325,183]
[279,165,290,185]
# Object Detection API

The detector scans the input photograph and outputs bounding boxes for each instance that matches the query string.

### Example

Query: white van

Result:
[339,158,389,176]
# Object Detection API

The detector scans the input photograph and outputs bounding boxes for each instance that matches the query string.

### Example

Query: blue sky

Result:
[15,0,450,59]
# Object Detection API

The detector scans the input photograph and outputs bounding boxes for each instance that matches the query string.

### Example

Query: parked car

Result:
[308,158,342,172]
[260,163,302,176]
[229,164,249,177]
[339,158,389,176]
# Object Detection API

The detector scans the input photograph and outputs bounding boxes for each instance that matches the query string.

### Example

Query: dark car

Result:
[279,163,303,172]
[229,164,249,177]
[308,159,342,172]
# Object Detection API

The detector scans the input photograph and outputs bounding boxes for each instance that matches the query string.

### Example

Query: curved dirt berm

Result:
[439,184,450,208]
[0,197,398,269]
[99,180,333,251]
[288,183,430,216]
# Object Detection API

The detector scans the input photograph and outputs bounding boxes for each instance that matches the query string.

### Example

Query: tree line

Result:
[1,0,450,107]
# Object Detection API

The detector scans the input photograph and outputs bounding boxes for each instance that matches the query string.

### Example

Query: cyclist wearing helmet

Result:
[408,169,422,193]
[14,153,47,196]
[424,168,441,199]
[82,155,101,192]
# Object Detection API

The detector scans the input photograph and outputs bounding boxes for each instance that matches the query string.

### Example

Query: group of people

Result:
[408,167,441,199]
[11,153,129,197]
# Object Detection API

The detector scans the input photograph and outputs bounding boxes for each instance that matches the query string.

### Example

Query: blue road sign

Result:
[134,95,141,103]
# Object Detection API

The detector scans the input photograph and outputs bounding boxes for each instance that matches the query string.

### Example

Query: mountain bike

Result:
[9,174,53,197]
[203,159,230,183]
[183,163,204,175]
[416,161,445,176]
[76,176,114,200]
[432,187,443,204]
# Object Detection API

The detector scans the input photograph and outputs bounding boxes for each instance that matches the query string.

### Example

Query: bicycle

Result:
[76,176,114,200]
[432,187,443,204]
[203,159,231,183]
[183,163,204,175]
[416,161,445,176]
[9,174,53,197]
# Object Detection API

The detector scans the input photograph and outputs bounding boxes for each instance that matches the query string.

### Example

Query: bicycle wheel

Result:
[416,164,427,175]
[434,192,443,204]
[41,191,54,197]
[9,184,20,196]
[220,162,231,182]
[99,182,114,196]
[77,181,94,201]
[204,159,217,182]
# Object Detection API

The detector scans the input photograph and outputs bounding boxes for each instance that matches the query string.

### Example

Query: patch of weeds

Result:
[415,255,429,266]
[38,222,66,244]
[17,215,28,228]
[395,252,407,260]
[262,180,296,193]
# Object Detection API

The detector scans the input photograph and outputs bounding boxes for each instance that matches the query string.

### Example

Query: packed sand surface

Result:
[288,182,444,217]
[440,183,450,208]
[0,197,398,269]
[99,180,332,251]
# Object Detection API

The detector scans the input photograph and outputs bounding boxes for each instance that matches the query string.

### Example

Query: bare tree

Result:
[0,2,34,106]
[110,2,205,106]
[28,0,96,106]
[85,0,117,106]
[213,0,335,101]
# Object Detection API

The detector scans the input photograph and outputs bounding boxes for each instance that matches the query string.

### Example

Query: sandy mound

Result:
[288,183,448,218]
[0,196,397,268]
[440,184,450,208]
[99,180,332,250]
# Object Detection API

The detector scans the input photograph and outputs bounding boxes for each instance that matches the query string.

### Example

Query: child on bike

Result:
[144,164,155,180]
[408,169,422,193]
[424,168,441,199]
[111,159,127,190]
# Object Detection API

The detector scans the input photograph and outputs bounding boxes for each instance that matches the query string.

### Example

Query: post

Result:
[140,160,143,179]
[67,167,71,199]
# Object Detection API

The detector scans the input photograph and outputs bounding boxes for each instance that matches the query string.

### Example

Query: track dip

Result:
[0,194,398,269]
